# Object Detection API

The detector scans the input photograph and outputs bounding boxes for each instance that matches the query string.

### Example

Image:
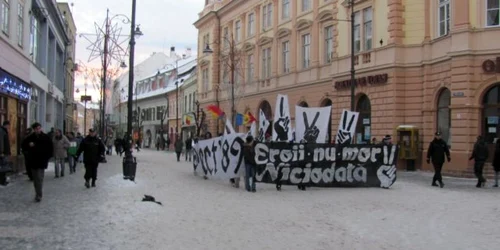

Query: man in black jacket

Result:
[243,135,257,192]
[21,123,53,202]
[469,136,489,188]
[76,128,105,188]
[427,131,450,188]
[185,136,193,162]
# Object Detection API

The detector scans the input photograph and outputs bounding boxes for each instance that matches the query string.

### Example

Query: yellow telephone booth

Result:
[395,125,419,171]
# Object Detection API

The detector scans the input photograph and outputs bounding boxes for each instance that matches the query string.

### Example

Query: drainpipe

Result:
[215,12,221,135]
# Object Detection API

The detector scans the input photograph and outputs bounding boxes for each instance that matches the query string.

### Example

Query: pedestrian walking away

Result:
[243,135,257,192]
[185,136,193,162]
[52,129,70,178]
[75,128,105,188]
[426,131,450,188]
[0,120,11,186]
[67,132,78,174]
[174,136,183,162]
[469,136,489,188]
[21,122,53,202]
[492,139,500,187]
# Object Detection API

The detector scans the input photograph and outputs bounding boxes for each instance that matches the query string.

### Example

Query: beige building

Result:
[195,0,500,177]
[57,2,77,134]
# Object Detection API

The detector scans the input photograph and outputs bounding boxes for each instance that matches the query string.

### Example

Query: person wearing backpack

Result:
[469,136,489,188]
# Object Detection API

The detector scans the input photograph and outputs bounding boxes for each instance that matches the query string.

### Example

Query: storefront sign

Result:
[0,68,31,100]
[482,57,500,73]
[334,73,388,89]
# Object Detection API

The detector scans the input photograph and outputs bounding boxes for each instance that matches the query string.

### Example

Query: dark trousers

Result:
[474,161,486,184]
[84,164,98,182]
[25,156,33,180]
[432,162,443,184]
[176,152,181,161]
[32,169,45,198]
[185,149,192,162]
[245,163,256,191]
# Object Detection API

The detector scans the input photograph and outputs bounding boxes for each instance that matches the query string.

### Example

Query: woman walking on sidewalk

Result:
[174,136,183,162]
[52,129,70,178]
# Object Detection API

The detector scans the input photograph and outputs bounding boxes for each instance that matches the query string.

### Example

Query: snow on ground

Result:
[0,149,499,250]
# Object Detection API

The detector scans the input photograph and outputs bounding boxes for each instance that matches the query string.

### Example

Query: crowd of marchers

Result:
[177,131,500,192]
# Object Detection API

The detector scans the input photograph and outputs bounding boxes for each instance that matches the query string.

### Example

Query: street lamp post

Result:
[349,0,356,111]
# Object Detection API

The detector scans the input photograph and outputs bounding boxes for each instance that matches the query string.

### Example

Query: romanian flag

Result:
[235,113,244,126]
[206,105,224,118]
[243,112,256,125]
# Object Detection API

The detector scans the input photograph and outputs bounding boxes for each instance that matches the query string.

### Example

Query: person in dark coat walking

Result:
[426,131,450,188]
[469,136,489,188]
[22,127,34,181]
[0,121,11,186]
[185,136,193,162]
[75,128,105,188]
[492,139,500,187]
[174,136,183,162]
[21,122,53,202]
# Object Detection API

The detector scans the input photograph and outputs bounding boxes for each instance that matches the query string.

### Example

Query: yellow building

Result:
[195,0,500,177]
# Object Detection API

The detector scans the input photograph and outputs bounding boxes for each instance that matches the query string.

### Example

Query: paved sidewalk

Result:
[0,150,498,250]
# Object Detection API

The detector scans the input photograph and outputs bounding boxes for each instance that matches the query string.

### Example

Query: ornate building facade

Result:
[194,0,500,177]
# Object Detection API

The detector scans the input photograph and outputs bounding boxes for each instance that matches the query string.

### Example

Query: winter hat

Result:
[383,135,392,141]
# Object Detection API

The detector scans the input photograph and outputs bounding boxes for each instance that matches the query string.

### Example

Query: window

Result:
[188,94,192,112]
[302,0,311,12]
[437,88,451,147]
[30,16,40,63]
[248,13,254,36]
[438,0,450,36]
[282,0,290,19]
[235,20,241,42]
[282,41,290,73]
[482,84,500,145]
[202,69,209,92]
[263,3,272,29]
[262,48,271,78]
[203,33,210,50]
[17,2,23,47]
[1,0,9,35]
[302,34,311,69]
[487,0,500,26]
[354,11,361,53]
[156,106,163,121]
[184,96,187,113]
[223,27,229,48]
[324,26,333,63]
[355,95,371,144]
[363,7,372,50]
[0,96,7,125]
[247,54,254,82]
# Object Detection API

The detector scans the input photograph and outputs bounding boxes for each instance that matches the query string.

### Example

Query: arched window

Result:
[321,98,333,143]
[297,101,309,107]
[356,95,371,144]
[482,84,500,144]
[437,88,451,146]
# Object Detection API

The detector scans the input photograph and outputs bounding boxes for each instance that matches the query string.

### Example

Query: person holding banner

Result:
[243,135,257,192]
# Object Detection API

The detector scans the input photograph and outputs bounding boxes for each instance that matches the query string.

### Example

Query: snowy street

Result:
[0,149,499,250]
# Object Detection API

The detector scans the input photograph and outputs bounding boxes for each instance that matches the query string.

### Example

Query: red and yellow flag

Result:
[206,105,224,118]
[243,112,256,125]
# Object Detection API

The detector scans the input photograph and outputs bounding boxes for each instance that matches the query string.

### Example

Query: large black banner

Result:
[254,143,398,188]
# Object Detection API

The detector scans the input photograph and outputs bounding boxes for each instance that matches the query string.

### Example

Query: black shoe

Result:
[91,181,96,187]
[439,182,444,188]
[276,185,281,191]
[61,174,64,177]
[203,176,208,180]
[252,189,256,193]
[85,181,90,188]
[493,184,499,187]
[35,197,41,202]
[55,176,59,178]
[432,183,438,187]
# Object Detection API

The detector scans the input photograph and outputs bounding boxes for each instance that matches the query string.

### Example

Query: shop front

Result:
[0,67,32,172]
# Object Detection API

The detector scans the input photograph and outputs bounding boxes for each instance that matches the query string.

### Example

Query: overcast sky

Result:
[71,0,204,101]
